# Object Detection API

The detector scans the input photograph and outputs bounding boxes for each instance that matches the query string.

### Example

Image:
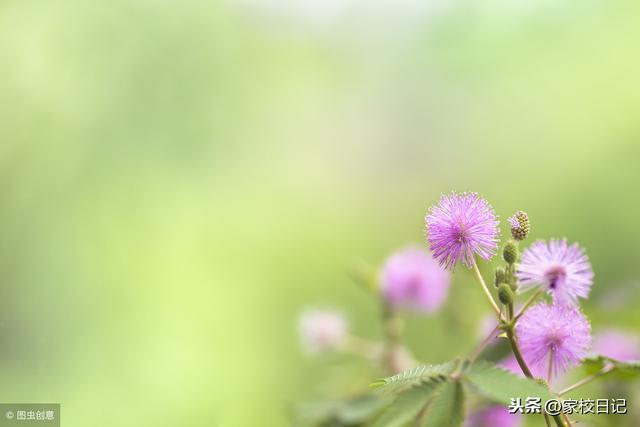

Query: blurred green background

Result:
[1,0,640,426]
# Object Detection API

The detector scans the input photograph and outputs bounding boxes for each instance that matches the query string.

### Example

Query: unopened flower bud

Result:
[503,241,518,264]
[509,271,518,292]
[494,267,506,288]
[509,211,530,241]
[498,283,514,306]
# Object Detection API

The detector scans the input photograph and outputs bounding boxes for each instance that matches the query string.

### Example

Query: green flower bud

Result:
[498,283,514,306]
[509,273,518,292]
[509,210,530,241]
[494,267,506,287]
[503,241,518,264]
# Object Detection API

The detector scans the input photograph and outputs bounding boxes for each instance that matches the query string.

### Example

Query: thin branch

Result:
[506,326,570,427]
[557,366,616,396]
[468,324,501,362]
[382,302,404,374]
[471,260,502,319]
[514,287,544,321]
[414,399,434,426]
[505,327,534,378]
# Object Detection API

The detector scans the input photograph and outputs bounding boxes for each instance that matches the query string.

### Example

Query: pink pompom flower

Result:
[593,329,640,361]
[516,302,591,377]
[425,192,499,270]
[380,247,451,313]
[517,239,593,306]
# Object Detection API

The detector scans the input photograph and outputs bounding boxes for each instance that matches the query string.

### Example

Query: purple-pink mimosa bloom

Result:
[516,302,591,377]
[425,192,499,270]
[380,247,450,313]
[465,405,522,427]
[593,329,640,361]
[517,239,593,306]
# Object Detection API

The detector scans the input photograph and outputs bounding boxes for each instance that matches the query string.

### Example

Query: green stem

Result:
[514,287,544,321]
[468,324,500,362]
[471,260,502,319]
[382,302,403,374]
[414,399,434,426]
[558,366,616,396]
[552,415,566,427]
[506,327,533,378]
[506,325,569,427]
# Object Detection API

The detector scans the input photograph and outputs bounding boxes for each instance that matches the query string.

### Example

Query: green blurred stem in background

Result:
[382,303,404,375]
[471,260,502,319]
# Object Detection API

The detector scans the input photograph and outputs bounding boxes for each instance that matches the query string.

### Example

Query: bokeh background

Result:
[1,0,640,426]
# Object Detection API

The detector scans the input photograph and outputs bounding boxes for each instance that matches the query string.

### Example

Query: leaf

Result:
[371,361,457,394]
[612,360,640,377]
[464,360,556,404]
[292,394,390,426]
[420,380,465,427]
[337,394,390,424]
[292,400,341,426]
[582,355,607,375]
[583,355,640,380]
[372,376,448,427]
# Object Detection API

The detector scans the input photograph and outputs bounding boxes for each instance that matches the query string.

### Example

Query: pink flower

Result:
[593,329,640,361]
[381,247,450,313]
[516,302,591,377]
[517,239,593,306]
[425,192,499,270]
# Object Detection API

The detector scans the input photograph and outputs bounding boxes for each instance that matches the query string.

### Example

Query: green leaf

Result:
[372,376,448,427]
[292,394,390,426]
[371,361,457,394]
[611,360,640,378]
[337,394,390,424]
[582,355,607,375]
[420,380,465,427]
[292,400,337,425]
[464,361,556,404]
[583,355,640,380]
